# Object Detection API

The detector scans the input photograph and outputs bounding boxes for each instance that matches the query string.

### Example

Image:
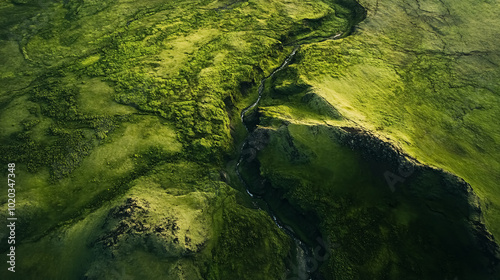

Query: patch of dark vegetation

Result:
[239,80,255,96]
[205,202,291,280]
[269,66,311,98]
[238,126,322,245]
[338,125,416,171]
[213,0,248,11]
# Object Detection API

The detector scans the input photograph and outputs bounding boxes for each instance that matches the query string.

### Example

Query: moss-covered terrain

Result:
[0,0,499,279]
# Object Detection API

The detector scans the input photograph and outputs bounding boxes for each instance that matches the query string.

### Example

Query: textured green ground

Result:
[0,0,350,279]
[0,0,499,279]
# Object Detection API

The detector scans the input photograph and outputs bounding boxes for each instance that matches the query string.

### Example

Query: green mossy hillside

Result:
[0,0,358,279]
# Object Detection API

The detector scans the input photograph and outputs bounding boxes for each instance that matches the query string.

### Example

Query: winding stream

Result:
[240,46,299,127]
[235,30,346,279]
[236,46,314,280]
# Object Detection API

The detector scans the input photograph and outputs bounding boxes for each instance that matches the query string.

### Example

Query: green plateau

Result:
[0,0,499,279]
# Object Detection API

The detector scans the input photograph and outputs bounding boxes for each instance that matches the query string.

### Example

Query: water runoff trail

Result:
[234,30,346,279]
[235,45,314,280]
[239,46,299,125]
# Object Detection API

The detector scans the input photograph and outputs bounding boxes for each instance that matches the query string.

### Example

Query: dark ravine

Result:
[236,47,317,279]
[233,3,367,277]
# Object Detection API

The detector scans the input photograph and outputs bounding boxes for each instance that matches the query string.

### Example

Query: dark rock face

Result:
[94,198,203,258]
